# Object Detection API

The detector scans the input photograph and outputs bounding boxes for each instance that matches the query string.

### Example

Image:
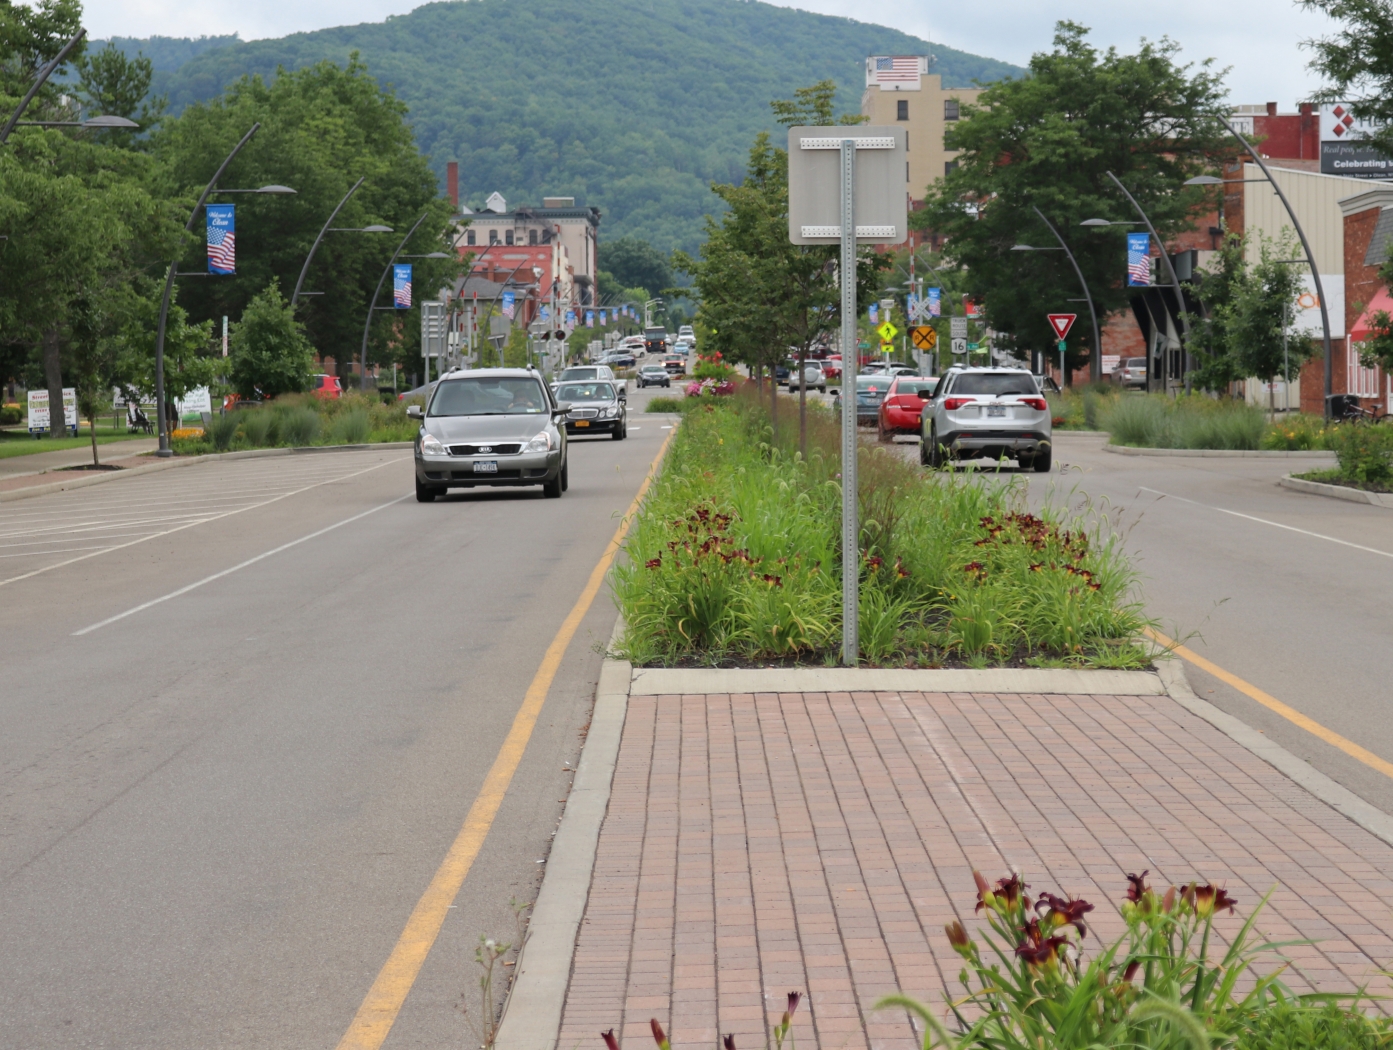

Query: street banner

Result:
[906,292,919,320]
[1127,233,1152,286]
[927,287,941,318]
[585,310,595,328]
[206,204,235,275]
[867,302,879,325]
[565,309,576,332]
[540,305,550,322]
[27,388,77,433]
[393,264,413,309]
[501,289,515,319]
[964,299,983,318]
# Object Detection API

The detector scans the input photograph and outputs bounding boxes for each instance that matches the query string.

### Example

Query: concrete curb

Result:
[628,666,1165,696]
[0,442,413,504]
[1154,658,1393,850]
[1103,444,1332,458]
[1279,473,1393,509]
[495,625,631,1050]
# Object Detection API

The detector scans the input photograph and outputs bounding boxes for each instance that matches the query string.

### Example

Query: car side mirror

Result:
[617,390,627,401]
[406,405,423,420]
[553,401,572,418]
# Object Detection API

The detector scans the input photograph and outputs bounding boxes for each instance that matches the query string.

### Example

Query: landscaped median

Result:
[613,387,1150,668]
[168,392,418,455]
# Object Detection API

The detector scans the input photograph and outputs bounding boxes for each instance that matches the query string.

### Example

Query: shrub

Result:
[208,411,239,451]
[1261,413,1331,450]
[1327,422,1393,487]
[0,404,21,426]
[329,408,371,444]
[275,405,321,447]
[239,409,275,447]
[646,396,686,413]
[1102,394,1266,450]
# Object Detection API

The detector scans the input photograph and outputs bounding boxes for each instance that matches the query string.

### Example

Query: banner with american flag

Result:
[393,264,412,309]
[866,55,927,89]
[1127,233,1152,287]
[501,289,515,319]
[206,205,235,275]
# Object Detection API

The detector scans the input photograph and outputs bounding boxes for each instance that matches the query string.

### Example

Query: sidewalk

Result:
[0,439,158,483]
[531,670,1393,1050]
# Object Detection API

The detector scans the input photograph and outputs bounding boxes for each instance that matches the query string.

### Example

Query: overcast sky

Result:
[82,0,1338,107]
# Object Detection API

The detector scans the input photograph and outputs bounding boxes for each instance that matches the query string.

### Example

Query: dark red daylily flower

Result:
[723,1036,737,1050]
[975,870,1028,912]
[645,557,662,569]
[865,554,885,571]
[602,1030,621,1050]
[785,992,801,1019]
[1028,562,1044,572]
[1121,959,1141,983]
[945,920,971,953]
[894,558,911,579]
[1014,919,1069,968]
[1184,882,1238,918]
[651,1019,670,1050]
[1035,891,1095,936]
[1125,871,1150,903]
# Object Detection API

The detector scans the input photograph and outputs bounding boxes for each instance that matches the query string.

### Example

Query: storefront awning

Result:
[1347,285,1393,342]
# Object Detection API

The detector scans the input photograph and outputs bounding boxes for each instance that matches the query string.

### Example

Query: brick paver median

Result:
[557,690,1393,1050]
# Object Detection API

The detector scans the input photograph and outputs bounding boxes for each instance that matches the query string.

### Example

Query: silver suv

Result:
[409,368,569,501]
[920,366,1052,471]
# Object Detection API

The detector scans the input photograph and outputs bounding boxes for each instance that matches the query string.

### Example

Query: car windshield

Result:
[429,377,548,416]
[641,366,666,374]
[560,368,598,381]
[556,382,615,402]
[948,373,1039,396]
[857,376,890,390]
[1126,358,1147,368]
[898,381,937,398]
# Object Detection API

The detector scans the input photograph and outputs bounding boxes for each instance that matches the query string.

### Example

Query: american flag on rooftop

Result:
[872,56,923,85]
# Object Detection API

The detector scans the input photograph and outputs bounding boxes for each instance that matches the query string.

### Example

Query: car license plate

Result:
[575,420,590,427]
[986,405,1007,418]
[473,460,498,473]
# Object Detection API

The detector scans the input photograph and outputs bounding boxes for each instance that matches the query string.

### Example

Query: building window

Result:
[505,229,514,245]
[466,230,476,246]
[945,160,959,176]
[897,99,909,121]
[489,229,499,245]
[528,229,538,245]
[944,100,960,121]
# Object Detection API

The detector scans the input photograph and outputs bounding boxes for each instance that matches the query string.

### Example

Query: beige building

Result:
[859,56,985,208]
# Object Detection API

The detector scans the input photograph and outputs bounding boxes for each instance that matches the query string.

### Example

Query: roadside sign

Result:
[27,388,76,433]
[910,325,938,350]
[879,342,894,353]
[1047,313,1077,339]
[876,320,899,342]
[967,342,980,351]
[950,315,968,339]
[786,126,909,245]
[1057,339,1068,353]
[951,338,967,355]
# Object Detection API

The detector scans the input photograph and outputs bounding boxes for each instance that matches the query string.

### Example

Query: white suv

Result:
[920,367,1052,471]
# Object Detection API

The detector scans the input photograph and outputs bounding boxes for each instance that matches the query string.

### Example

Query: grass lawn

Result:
[0,427,152,460]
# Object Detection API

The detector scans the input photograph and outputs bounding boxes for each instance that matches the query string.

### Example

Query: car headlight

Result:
[525,429,554,453]
[421,432,448,456]
[598,404,615,419]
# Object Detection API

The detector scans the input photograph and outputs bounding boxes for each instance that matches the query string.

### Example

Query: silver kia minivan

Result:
[409,368,569,501]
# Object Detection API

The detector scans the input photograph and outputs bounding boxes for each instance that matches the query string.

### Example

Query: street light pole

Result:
[1034,206,1102,383]
[293,177,365,307]
[153,122,261,456]
[360,212,430,390]
[0,29,85,145]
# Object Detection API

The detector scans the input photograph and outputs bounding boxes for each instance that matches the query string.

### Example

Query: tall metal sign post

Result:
[421,301,447,380]
[788,126,907,665]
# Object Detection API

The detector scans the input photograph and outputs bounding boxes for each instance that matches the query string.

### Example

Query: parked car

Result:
[1112,357,1148,389]
[920,366,1051,471]
[604,351,636,368]
[820,355,842,381]
[555,379,628,440]
[312,373,342,399]
[661,354,687,375]
[637,364,671,388]
[677,325,695,340]
[786,362,826,393]
[859,361,890,375]
[409,368,569,502]
[832,374,894,426]
[621,335,646,354]
[558,365,616,383]
[877,376,938,441]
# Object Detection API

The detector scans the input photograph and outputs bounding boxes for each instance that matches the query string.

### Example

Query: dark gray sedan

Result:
[555,380,628,440]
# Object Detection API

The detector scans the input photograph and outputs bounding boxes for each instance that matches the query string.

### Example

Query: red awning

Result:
[1348,285,1393,342]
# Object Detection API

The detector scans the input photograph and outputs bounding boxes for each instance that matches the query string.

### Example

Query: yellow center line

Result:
[1147,627,1393,781]
[335,427,676,1050]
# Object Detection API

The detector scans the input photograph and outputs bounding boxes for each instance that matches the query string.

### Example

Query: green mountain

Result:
[107,0,1021,253]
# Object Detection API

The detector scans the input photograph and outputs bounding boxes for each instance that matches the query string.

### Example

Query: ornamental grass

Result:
[613,388,1150,667]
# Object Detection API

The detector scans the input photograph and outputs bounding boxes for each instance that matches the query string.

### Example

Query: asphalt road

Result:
[886,428,1393,816]
[0,392,676,1049]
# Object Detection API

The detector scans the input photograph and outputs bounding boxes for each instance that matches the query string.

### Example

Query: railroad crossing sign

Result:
[1047,313,1077,339]
[910,325,938,350]
[875,320,899,343]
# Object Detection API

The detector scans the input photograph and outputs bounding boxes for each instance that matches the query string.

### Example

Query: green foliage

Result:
[614,390,1150,666]
[0,0,84,100]
[599,237,671,299]
[75,42,166,145]
[108,0,1022,254]
[1260,413,1332,450]
[1102,395,1267,450]
[1327,421,1393,486]
[199,391,415,453]
[328,407,370,444]
[207,409,239,450]
[1300,0,1393,162]
[228,283,313,397]
[917,23,1229,380]
[881,870,1359,1050]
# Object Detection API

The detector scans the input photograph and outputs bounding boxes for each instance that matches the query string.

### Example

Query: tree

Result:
[1184,234,1248,392]
[916,23,1230,384]
[1230,241,1317,414]
[75,42,167,146]
[1301,0,1393,160]
[676,81,884,452]
[599,238,670,299]
[228,283,313,397]
[0,0,84,102]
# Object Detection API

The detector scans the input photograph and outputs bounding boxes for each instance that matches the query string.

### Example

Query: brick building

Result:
[1339,186,1393,414]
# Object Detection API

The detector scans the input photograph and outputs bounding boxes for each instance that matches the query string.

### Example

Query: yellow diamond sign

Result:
[876,320,899,342]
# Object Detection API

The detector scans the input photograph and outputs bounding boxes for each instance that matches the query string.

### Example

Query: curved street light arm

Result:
[1216,118,1334,415]
[293,176,365,307]
[1033,205,1103,383]
[153,122,262,456]
[0,29,86,145]
[360,211,431,390]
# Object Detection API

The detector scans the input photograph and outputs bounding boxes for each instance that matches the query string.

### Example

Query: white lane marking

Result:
[0,457,401,589]
[73,494,411,635]
[1138,486,1393,561]
[628,427,641,431]
[661,426,673,430]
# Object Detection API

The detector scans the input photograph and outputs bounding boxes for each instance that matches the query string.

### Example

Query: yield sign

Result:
[1047,313,1076,339]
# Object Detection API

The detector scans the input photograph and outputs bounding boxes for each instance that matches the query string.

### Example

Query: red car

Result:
[821,355,842,381]
[877,376,939,441]
[312,373,342,399]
